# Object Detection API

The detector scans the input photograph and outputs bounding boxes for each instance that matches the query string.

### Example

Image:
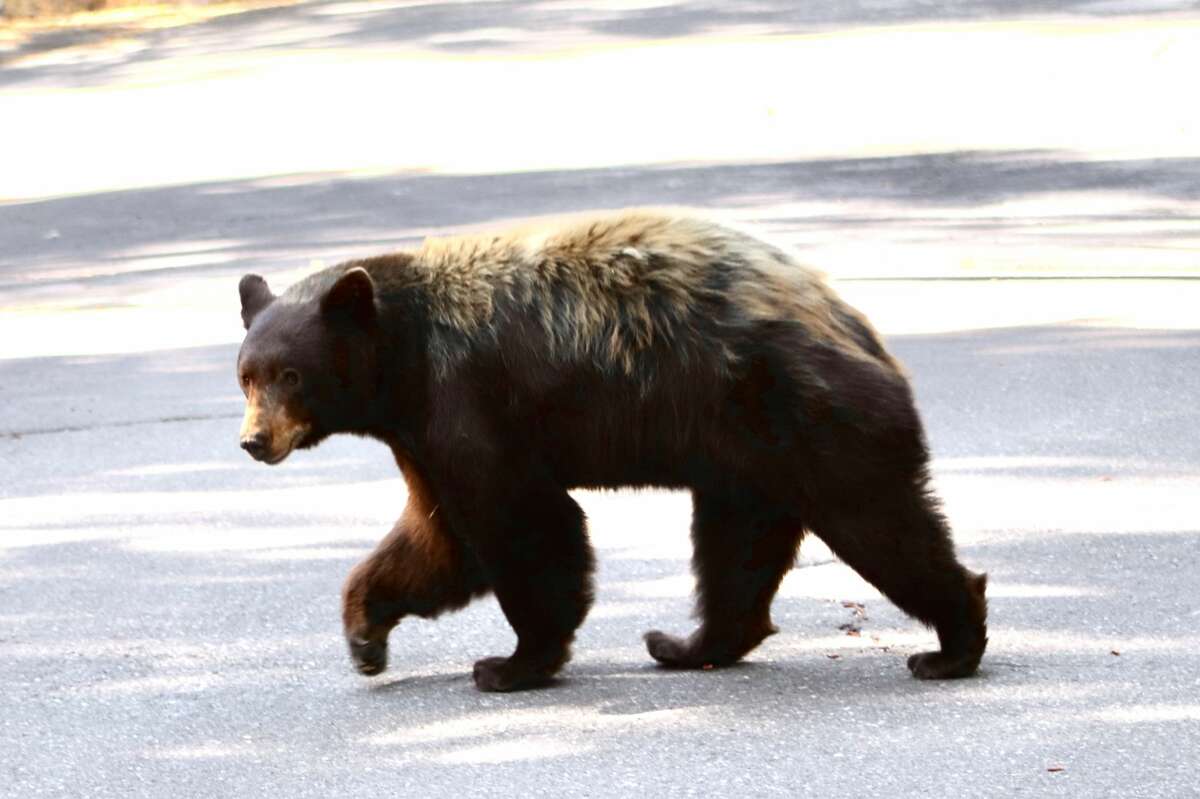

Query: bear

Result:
[235,209,988,692]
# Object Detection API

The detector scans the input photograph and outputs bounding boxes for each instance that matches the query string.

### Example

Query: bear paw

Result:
[472,656,555,692]
[643,630,715,670]
[348,637,388,676]
[906,650,981,680]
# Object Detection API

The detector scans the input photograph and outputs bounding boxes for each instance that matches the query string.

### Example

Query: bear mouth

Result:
[262,427,309,465]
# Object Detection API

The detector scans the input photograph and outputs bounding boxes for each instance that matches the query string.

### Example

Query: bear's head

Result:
[236,267,379,464]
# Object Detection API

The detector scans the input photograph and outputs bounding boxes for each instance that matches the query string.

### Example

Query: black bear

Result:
[236,210,987,692]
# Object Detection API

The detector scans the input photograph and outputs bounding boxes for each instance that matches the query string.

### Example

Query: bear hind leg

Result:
[645,485,804,669]
[811,483,988,679]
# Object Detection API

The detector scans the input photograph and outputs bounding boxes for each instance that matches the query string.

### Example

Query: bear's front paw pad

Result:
[472,656,553,692]
[906,650,979,680]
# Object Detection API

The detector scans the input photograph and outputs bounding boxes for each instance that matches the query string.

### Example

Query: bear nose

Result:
[240,433,268,459]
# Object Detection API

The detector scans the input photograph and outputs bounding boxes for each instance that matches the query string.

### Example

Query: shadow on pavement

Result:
[5,149,1200,307]
[4,522,1195,783]
[4,0,1195,89]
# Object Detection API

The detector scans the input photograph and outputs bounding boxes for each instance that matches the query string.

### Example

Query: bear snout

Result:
[237,424,307,465]
[240,432,269,460]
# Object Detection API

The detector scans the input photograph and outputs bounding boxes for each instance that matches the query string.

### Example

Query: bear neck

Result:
[361,283,434,455]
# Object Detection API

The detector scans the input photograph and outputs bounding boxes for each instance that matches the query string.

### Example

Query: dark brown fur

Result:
[236,210,987,692]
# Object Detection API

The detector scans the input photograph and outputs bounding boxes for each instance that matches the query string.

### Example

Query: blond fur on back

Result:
[327,209,880,375]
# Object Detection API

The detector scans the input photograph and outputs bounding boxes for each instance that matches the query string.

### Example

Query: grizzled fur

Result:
[236,209,988,692]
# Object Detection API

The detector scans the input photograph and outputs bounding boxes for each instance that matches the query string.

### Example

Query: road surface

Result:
[2,1,1199,796]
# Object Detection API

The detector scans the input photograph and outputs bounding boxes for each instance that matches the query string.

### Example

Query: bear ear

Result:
[322,267,376,324]
[239,274,275,330]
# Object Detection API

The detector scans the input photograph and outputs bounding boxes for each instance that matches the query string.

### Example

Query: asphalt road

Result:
[3,1,1200,797]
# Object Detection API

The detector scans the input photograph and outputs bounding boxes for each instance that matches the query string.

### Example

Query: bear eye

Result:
[281,368,301,388]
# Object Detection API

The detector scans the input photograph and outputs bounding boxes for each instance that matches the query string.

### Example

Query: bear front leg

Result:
[342,507,487,677]
[462,488,595,692]
[341,554,401,677]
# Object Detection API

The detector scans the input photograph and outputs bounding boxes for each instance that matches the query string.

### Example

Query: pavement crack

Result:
[1,412,241,440]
